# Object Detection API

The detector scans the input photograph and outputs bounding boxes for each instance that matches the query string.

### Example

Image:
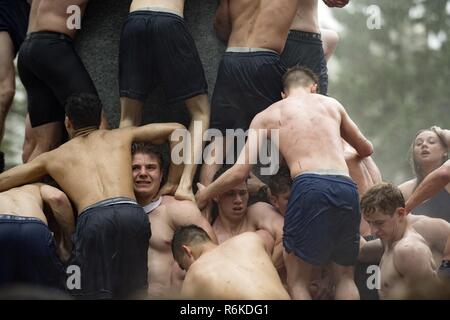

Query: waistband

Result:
[0,214,45,224]
[25,31,73,42]
[80,197,138,215]
[130,7,183,18]
[293,170,353,184]
[226,47,278,54]
[288,30,322,42]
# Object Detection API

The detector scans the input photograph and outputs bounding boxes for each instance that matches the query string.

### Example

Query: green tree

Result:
[331,0,450,184]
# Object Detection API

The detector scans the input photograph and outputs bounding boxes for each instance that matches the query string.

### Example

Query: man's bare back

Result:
[219,0,298,53]
[182,232,290,299]
[28,0,89,38]
[0,184,47,222]
[0,124,182,214]
[130,0,184,13]
[290,0,320,33]
[257,93,370,178]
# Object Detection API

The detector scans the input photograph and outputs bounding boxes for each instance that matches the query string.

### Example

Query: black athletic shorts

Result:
[210,49,286,133]
[119,10,208,104]
[0,215,66,290]
[17,31,98,128]
[281,31,328,95]
[0,0,29,56]
[69,198,150,299]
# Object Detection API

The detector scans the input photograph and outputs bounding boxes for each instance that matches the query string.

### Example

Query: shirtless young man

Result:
[200,0,299,187]
[196,67,373,300]
[0,93,185,299]
[119,0,210,202]
[359,183,450,299]
[282,0,349,95]
[131,142,216,298]
[205,166,284,275]
[172,225,290,300]
[18,0,104,161]
[0,182,74,289]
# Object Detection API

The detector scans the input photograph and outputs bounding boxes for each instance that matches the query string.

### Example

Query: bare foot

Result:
[158,182,178,197]
[175,186,196,203]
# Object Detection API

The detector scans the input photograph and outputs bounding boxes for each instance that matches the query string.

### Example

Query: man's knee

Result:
[0,85,15,111]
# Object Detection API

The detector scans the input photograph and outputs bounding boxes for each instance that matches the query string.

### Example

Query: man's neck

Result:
[386,221,409,249]
[216,214,248,237]
[136,193,159,206]
[287,88,311,99]
[72,126,98,138]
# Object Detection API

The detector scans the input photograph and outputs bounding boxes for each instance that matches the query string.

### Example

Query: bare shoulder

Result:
[393,237,432,273]
[398,179,417,200]
[247,202,280,219]
[164,196,201,216]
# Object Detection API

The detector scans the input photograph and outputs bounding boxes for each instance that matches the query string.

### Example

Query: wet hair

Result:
[171,225,211,264]
[409,127,448,186]
[267,164,291,196]
[360,182,405,217]
[65,93,102,130]
[282,66,318,92]
[131,142,164,169]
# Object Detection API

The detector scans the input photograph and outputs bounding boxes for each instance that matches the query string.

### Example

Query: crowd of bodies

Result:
[0,0,449,300]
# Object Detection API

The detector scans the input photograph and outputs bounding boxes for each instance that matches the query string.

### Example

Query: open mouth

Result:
[136,181,151,185]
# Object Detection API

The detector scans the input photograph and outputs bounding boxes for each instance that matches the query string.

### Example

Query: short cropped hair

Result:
[65,93,102,130]
[172,225,211,264]
[360,182,405,216]
[268,165,291,196]
[282,66,319,92]
[131,142,164,169]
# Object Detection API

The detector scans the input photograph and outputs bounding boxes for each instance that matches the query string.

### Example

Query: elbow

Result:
[359,141,374,158]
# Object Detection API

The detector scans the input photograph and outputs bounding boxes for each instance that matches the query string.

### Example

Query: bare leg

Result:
[22,114,35,163]
[26,122,64,162]
[174,94,210,202]
[0,32,16,146]
[283,249,315,300]
[332,262,360,300]
[119,97,144,128]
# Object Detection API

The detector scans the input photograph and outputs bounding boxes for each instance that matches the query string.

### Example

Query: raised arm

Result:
[195,115,265,208]
[130,122,186,145]
[40,184,75,263]
[433,126,450,147]
[214,0,231,43]
[171,200,218,244]
[0,153,48,192]
[338,101,373,158]
[405,160,450,213]
[248,202,284,270]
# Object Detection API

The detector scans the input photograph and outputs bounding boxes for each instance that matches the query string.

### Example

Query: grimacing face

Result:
[132,152,163,200]
[363,208,402,241]
[216,181,249,220]
[413,130,447,168]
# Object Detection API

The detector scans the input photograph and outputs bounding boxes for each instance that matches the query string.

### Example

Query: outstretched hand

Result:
[323,0,349,8]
